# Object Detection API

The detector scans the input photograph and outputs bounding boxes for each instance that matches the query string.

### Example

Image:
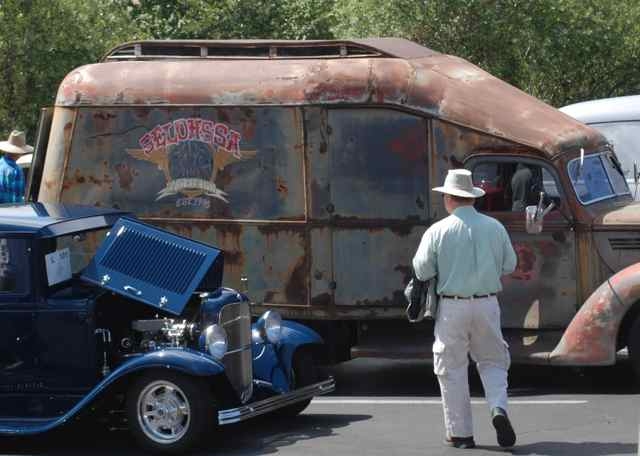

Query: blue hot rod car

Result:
[0,203,334,452]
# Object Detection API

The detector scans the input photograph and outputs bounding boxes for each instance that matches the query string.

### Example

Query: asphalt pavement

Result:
[0,359,637,455]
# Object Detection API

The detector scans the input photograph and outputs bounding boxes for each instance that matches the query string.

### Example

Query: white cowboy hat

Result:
[0,130,33,155]
[432,169,485,198]
[16,153,32,169]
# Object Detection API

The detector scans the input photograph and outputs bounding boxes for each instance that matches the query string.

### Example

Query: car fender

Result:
[0,348,225,436]
[549,263,640,365]
[251,320,323,392]
[107,347,226,378]
[278,320,324,377]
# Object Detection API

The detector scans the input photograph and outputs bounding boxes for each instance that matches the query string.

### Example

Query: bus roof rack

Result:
[101,38,439,62]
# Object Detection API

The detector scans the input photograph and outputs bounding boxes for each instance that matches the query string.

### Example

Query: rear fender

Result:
[550,263,640,365]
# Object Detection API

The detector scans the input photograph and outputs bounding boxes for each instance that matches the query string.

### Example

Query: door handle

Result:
[123,285,142,296]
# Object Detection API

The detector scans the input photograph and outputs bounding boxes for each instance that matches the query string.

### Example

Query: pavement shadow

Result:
[201,413,371,455]
[503,362,640,397]
[324,359,441,397]
[0,413,371,455]
[324,359,640,398]
[507,441,637,455]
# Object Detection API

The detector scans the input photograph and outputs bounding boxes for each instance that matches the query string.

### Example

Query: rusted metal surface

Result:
[574,230,603,309]
[103,38,438,61]
[430,119,578,330]
[327,109,428,220]
[55,39,605,158]
[152,221,309,307]
[593,231,640,277]
[549,281,619,365]
[500,231,577,329]
[332,227,424,308]
[594,200,640,226]
[40,38,640,366]
[41,102,437,318]
[549,263,640,365]
[309,107,429,311]
[351,38,439,59]
[39,108,76,202]
[608,262,640,307]
[40,106,311,309]
[430,119,531,218]
[49,107,305,220]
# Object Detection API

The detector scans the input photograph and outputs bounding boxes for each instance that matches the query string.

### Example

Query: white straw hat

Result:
[16,153,32,169]
[0,130,33,155]
[432,169,485,198]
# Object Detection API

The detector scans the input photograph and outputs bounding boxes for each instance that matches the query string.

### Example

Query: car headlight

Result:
[204,324,227,360]
[256,310,282,344]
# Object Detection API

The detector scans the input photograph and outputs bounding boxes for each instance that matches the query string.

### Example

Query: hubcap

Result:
[137,380,191,445]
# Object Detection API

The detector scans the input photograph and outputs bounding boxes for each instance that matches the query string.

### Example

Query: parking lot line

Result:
[312,399,588,405]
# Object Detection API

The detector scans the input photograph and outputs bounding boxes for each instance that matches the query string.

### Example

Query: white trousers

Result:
[433,296,510,438]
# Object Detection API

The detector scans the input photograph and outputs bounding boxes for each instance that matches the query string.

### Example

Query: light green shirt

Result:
[412,206,517,297]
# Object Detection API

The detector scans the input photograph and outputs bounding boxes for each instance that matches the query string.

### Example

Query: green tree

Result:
[332,0,640,107]
[120,0,336,39]
[3,0,640,141]
[0,0,140,138]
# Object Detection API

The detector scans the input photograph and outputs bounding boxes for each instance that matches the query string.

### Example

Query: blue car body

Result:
[0,203,333,436]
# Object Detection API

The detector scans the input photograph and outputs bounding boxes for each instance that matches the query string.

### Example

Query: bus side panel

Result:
[325,108,429,313]
[56,106,313,308]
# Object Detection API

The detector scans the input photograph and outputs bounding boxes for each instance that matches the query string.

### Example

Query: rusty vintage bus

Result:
[33,38,640,372]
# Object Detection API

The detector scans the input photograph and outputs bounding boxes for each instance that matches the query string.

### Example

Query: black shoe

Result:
[491,407,516,448]
[444,436,476,449]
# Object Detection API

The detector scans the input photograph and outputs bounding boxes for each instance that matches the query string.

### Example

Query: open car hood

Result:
[82,217,224,315]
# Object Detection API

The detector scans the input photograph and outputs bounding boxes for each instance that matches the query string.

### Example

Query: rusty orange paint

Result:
[56,39,605,159]
[550,263,640,365]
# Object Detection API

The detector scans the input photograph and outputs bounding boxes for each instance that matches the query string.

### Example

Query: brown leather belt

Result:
[441,294,496,300]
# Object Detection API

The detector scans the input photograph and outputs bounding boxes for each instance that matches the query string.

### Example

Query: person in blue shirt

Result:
[0,130,32,203]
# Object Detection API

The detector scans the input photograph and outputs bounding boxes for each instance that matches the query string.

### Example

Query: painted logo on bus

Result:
[127,118,255,207]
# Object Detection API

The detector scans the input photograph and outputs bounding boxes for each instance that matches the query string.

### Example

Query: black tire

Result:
[276,347,318,418]
[628,315,640,379]
[125,371,217,454]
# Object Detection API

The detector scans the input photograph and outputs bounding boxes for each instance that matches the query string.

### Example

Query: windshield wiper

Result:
[608,154,625,177]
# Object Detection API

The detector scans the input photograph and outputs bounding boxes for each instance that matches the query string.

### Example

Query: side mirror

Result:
[525,192,555,235]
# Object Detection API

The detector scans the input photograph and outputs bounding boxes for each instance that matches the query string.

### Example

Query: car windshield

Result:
[567,152,630,204]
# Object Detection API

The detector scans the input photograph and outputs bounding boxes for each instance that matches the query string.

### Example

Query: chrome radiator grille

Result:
[219,301,253,403]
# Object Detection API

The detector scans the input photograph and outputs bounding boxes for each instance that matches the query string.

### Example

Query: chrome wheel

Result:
[137,380,191,445]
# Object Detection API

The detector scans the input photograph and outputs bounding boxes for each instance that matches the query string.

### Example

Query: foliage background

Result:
[1,0,639,139]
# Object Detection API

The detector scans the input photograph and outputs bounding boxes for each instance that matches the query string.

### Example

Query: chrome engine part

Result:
[130,318,198,351]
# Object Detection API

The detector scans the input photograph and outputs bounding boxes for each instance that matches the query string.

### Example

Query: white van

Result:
[561,95,640,198]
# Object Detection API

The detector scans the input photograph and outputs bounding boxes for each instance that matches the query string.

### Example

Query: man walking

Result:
[0,130,32,203]
[413,169,517,449]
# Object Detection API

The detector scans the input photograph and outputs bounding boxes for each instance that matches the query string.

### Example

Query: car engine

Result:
[127,319,199,351]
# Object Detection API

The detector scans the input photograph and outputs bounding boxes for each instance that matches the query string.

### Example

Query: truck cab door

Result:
[0,238,45,417]
[465,157,577,332]
[0,237,96,418]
